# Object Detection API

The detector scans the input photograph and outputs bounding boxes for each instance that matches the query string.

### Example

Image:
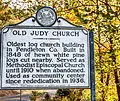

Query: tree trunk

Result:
[109,38,120,101]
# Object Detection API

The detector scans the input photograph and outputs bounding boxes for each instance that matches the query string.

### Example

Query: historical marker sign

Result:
[0,6,93,89]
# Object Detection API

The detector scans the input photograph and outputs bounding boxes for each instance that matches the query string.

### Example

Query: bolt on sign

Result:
[0,6,94,89]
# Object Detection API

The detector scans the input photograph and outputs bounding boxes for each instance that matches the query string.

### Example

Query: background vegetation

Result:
[0,0,120,101]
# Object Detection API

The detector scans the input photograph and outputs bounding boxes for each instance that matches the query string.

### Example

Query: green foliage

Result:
[30,91,42,101]
[55,89,84,101]
[56,89,70,97]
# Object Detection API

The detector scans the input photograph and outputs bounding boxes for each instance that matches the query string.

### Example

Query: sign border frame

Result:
[1,26,91,90]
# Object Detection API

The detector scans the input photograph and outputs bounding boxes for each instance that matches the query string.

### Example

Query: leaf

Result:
[84,7,91,12]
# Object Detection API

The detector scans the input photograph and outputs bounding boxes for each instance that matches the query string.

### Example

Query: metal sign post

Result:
[20,90,22,101]
[90,32,96,101]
